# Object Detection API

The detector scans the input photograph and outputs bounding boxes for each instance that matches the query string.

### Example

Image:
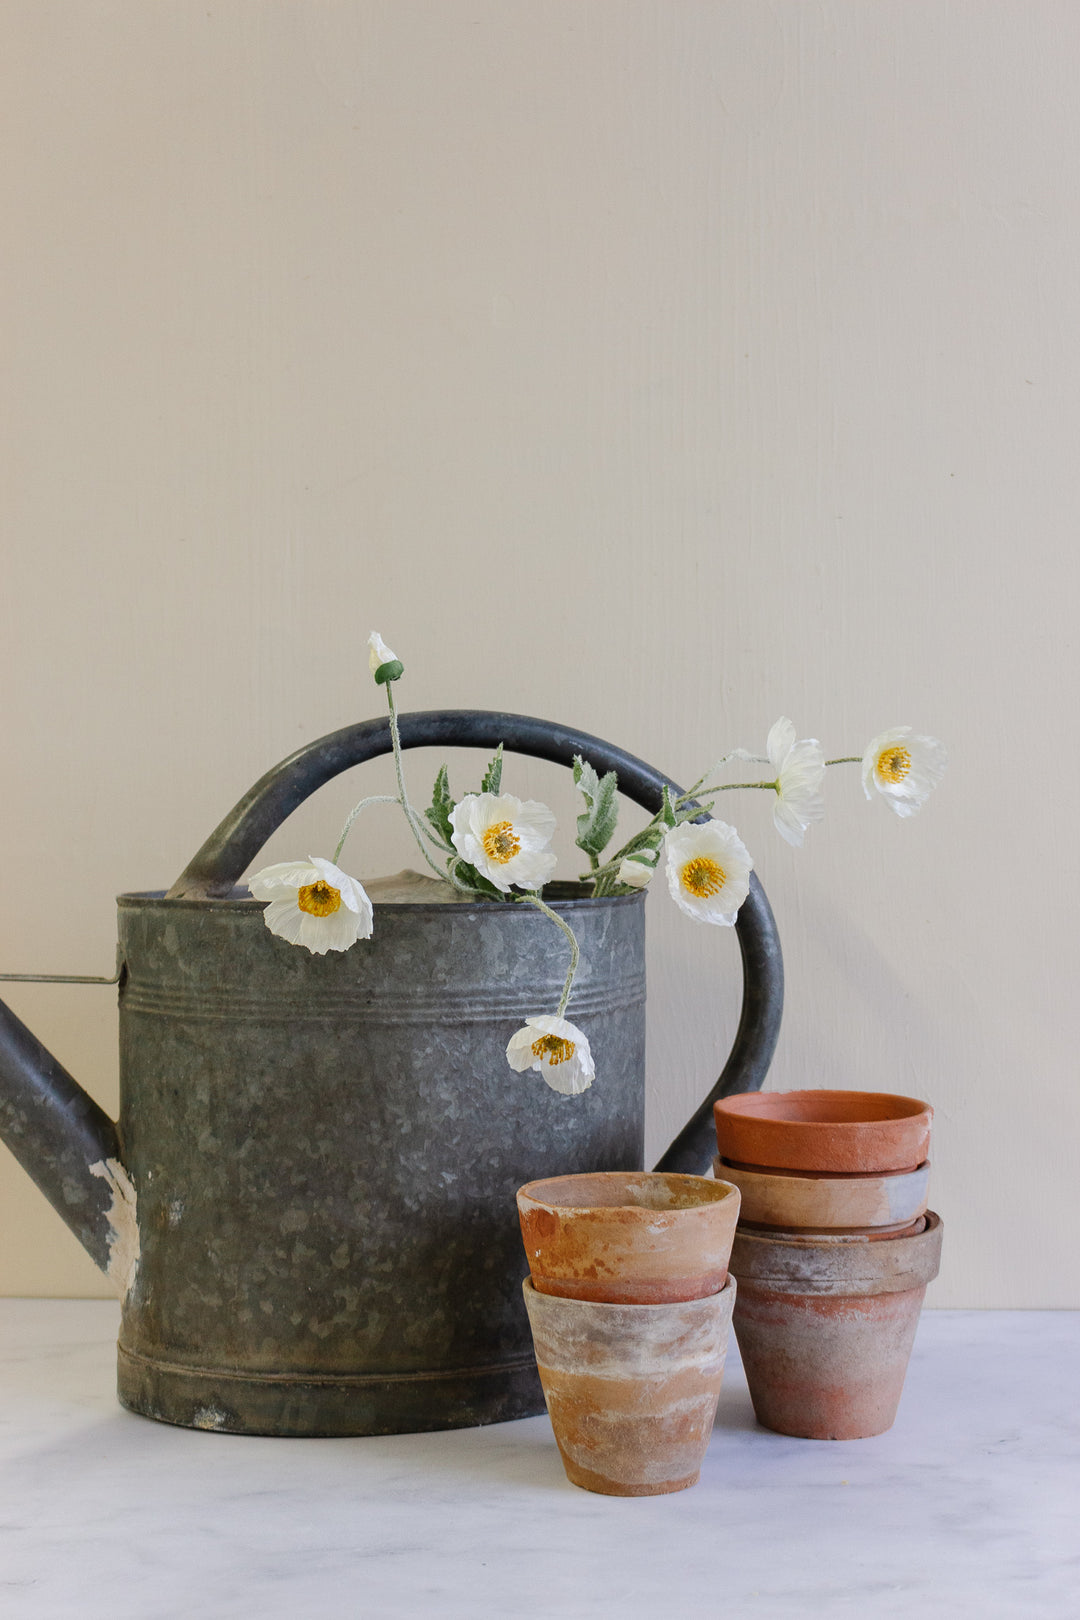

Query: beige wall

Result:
[1,1,1076,1305]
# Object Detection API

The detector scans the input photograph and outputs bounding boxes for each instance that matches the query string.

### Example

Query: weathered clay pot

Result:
[517,1171,740,1304]
[713,1155,930,1232]
[730,1212,943,1440]
[522,1275,736,1495]
[714,1090,933,1175]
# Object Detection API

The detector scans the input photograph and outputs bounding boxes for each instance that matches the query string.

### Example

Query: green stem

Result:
[385,685,466,887]
[826,756,861,766]
[333,795,400,863]
[519,893,580,1018]
[684,750,762,792]
[690,779,779,797]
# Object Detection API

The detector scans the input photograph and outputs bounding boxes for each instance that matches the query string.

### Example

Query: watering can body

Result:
[0,712,782,1436]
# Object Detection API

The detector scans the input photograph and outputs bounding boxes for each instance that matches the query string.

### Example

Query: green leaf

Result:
[623,825,665,857]
[660,785,678,828]
[573,754,620,857]
[373,659,404,685]
[425,764,455,847]
[480,743,503,796]
[451,858,504,900]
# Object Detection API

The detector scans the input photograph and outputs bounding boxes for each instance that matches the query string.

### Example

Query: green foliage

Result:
[425,765,455,848]
[373,659,404,685]
[480,744,504,796]
[450,858,503,899]
[573,755,620,859]
[619,823,666,860]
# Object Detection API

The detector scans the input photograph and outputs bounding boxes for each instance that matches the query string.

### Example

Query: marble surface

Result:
[0,1302,1076,1619]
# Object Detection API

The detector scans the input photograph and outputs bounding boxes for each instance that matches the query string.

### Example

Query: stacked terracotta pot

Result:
[517,1170,741,1495]
[714,1090,943,1440]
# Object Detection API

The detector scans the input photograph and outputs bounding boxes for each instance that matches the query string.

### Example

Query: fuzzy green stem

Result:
[333,794,401,863]
[826,756,862,766]
[385,685,465,886]
[685,750,763,793]
[519,893,580,1018]
[690,779,779,797]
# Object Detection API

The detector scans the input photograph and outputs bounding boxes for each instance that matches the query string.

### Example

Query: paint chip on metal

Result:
[89,1158,140,1299]
[192,1405,229,1431]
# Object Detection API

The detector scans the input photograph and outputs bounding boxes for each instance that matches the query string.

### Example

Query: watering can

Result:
[0,712,782,1436]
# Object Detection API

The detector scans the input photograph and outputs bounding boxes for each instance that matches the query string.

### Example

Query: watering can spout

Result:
[0,996,133,1291]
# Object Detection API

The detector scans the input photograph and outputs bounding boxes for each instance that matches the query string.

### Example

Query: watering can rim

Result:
[116,882,645,912]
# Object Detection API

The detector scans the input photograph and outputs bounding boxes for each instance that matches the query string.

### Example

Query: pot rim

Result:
[518,1169,739,1215]
[715,1088,932,1128]
[716,1154,931,1183]
[522,1271,736,1318]
[730,1210,943,1296]
[715,1155,930,1186]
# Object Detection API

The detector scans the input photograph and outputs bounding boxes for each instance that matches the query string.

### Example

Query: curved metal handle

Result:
[169,710,782,1173]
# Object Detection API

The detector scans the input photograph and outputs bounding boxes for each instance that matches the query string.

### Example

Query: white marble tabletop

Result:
[0,1302,1075,1619]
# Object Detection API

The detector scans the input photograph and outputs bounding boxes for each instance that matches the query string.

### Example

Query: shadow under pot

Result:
[714,1089,933,1175]
[730,1212,943,1440]
[517,1170,741,1304]
[522,1274,736,1496]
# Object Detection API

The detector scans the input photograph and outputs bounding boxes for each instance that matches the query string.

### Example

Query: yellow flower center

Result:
[876,745,912,784]
[681,856,726,898]
[297,880,342,917]
[482,820,521,864]
[531,1034,576,1065]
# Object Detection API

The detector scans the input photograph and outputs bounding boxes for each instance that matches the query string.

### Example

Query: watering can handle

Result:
[169,710,782,1174]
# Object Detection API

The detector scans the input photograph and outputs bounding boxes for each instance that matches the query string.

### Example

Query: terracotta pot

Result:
[714,1090,933,1174]
[730,1212,942,1439]
[713,1155,930,1232]
[522,1275,735,1495]
[517,1171,740,1304]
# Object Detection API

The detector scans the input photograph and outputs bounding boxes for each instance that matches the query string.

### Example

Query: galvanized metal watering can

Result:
[0,712,782,1436]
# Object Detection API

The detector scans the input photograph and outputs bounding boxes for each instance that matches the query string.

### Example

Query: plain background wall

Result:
[1,1,1076,1305]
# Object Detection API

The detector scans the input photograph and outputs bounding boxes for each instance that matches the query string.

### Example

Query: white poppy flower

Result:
[450,792,558,893]
[367,631,401,678]
[617,853,655,889]
[506,1015,595,1095]
[766,717,826,848]
[664,819,753,926]
[862,727,948,818]
[247,856,374,954]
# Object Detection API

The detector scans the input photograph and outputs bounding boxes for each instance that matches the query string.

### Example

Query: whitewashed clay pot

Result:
[517,1171,740,1304]
[522,1275,736,1495]
[713,1155,930,1234]
[730,1213,943,1440]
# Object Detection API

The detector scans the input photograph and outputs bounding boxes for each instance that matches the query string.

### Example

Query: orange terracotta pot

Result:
[517,1171,740,1304]
[714,1090,933,1175]
[713,1154,931,1232]
[522,1275,736,1495]
[730,1212,943,1440]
